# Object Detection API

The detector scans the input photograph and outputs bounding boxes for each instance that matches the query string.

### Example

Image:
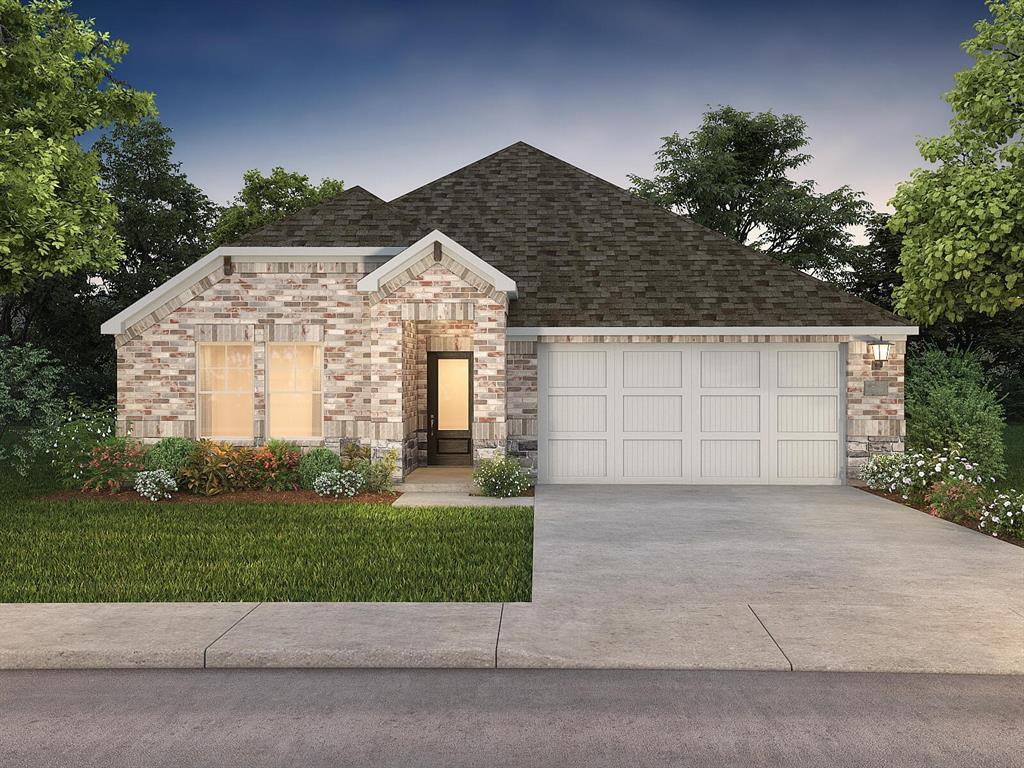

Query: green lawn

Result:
[1004,423,1024,488]
[0,496,533,602]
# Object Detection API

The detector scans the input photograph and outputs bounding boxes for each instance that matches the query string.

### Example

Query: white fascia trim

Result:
[507,325,919,338]
[100,246,407,336]
[356,229,518,298]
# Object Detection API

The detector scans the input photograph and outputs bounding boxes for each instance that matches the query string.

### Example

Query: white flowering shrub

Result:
[979,491,1024,539]
[859,444,987,504]
[473,454,532,498]
[46,400,118,487]
[313,469,361,498]
[134,469,177,502]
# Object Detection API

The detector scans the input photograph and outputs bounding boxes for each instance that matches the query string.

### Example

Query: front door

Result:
[427,352,473,465]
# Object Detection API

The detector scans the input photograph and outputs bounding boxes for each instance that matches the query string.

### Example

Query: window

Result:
[198,343,253,438]
[267,343,323,438]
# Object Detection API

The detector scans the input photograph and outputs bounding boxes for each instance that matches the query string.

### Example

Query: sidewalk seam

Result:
[494,603,505,669]
[748,604,793,672]
[203,603,263,669]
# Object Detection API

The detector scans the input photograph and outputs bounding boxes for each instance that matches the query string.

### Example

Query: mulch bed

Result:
[859,487,1024,548]
[45,489,401,505]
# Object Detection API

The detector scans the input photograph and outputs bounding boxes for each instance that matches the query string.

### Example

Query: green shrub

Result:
[351,449,398,493]
[0,338,66,475]
[858,446,986,505]
[80,437,147,493]
[341,442,371,468]
[180,440,253,496]
[906,348,1006,477]
[145,437,194,478]
[980,491,1024,539]
[312,469,361,497]
[298,447,341,489]
[924,479,987,524]
[47,399,116,487]
[250,441,302,491]
[473,453,532,498]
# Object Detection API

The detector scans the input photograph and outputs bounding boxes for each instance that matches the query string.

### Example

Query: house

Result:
[101,142,916,485]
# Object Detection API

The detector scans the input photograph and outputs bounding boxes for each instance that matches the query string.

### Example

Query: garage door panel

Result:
[539,343,844,485]
[547,395,607,433]
[548,439,607,479]
[777,350,838,388]
[778,440,838,478]
[622,440,683,478]
[623,395,683,432]
[700,440,761,479]
[701,395,760,433]
[700,350,760,388]
[622,350,683,388]
[547,350,607,388]
[778,395,838,433]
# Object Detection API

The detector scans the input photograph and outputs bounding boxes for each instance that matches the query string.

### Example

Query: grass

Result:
[1003,423,1024,489]
[0,466,532,603]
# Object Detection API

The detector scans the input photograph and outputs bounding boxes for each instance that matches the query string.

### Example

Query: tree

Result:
[0,118,216,402]
[211,167,344,246]
[0,0,154,295]
[92,118,216,299]
[890,0,1024,323]
[629,106,870,281]
[842,213,903,311]
[0,338,65,475]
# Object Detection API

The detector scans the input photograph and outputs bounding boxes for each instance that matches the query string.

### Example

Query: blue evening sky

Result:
[77,0,980,211]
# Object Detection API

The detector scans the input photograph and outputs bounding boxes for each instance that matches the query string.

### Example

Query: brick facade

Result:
[115,258,904,484]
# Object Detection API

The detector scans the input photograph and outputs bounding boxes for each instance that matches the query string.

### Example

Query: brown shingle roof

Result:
[231,143,912,328]
[231,186,426,247]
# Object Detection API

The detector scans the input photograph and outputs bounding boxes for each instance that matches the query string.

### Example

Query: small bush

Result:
[312,469,362,498]
[251,440,302,491]
[350,449,398,493]
[906,348,1006,477]
[47,400,117,487]
[474,454,532,498]
[341,442,371,468]
[80,437,147,494]
[299,447,341,489]
[180,440,253,496]
[0,338,66,475]
[979,491,1024,540]
[134,469,177,502]
[145,437,194,478]
[924,479,987,524]
[859,446,986,505]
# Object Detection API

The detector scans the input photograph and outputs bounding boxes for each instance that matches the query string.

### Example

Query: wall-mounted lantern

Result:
[868,339,892,370]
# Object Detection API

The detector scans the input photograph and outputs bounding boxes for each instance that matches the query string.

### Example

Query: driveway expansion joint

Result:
[203,603,263,668]
[747,604,793,672]
[494,603,505,669]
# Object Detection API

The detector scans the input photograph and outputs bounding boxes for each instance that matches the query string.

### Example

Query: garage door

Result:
[537,343,845,485]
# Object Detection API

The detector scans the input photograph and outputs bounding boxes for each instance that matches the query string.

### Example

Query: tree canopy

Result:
[629,106,870,282]
[0,0,154,295]
[211,167,344,246]
[890,0,1024,323]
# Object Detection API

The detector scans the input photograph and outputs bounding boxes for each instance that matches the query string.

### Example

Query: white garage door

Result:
[537,343,845,485]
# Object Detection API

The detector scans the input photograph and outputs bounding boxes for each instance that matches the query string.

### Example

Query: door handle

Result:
[429,414,436,433]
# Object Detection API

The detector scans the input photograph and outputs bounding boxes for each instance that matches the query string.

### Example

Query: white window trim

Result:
[196,341,255,442]
[264,341,325,441]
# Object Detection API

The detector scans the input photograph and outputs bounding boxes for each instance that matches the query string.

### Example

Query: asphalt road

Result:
[1,669,1020,767]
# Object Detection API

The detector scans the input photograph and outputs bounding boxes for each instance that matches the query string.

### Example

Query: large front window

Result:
[267,343,323,438]
[198,343,253,439]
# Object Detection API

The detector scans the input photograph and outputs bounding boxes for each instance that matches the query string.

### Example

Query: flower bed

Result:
[859,446,1024,547]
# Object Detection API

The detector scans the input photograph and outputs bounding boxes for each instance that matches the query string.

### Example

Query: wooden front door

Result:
[427,352,473,465]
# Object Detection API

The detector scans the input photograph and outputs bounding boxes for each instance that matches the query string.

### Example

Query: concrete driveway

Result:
[498,486,1024,672]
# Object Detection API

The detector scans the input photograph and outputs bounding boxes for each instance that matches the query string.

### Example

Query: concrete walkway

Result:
[0,486,1021,671]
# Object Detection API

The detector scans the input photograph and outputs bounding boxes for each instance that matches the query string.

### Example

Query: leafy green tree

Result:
[0,118,215,401]
[92,118,217,298]
[842,213,903,312]
[0,0,154,295]
[890,0,1024,323]
[211,167,344,246]
[630,106,870,281]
